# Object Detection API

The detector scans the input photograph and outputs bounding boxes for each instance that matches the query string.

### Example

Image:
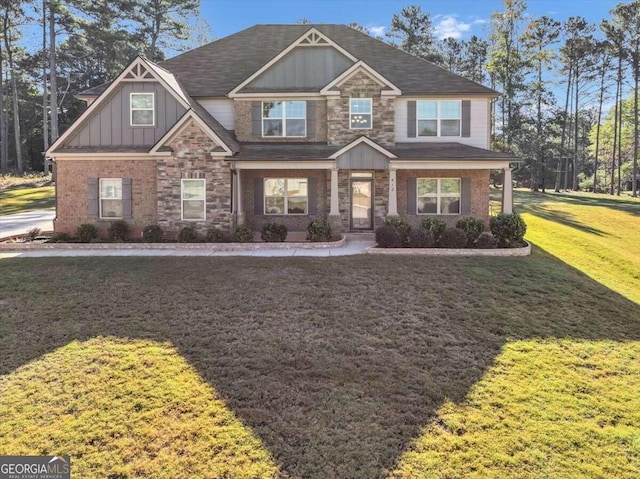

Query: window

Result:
[350,98,372,129]
[264,178,308,215]
[181,179,206,220]
[262,101,306,137]
[417,100,461,137]
[417,178,461,215]
[130,92,155,126]
[99,178,122,219]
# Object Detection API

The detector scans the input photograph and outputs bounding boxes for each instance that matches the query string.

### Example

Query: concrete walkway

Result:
[0,210,55,239]
[0,235,375,259]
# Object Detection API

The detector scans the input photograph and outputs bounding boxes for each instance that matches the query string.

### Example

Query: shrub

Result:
[307,219,332,242]
[108,220,129,241]
[490,213,527,247]
[439,227,468,249]
[206,228,225,243]
[384,216,411,246]
[234,225,253,243]
[375,225,402,248]
[26,227,41,241]
[474,232,497,249]
[261,222,288,242]
[77,223,98,243]
[49,232,71,243]
[142,225,163,243]
[456,217,485,246]
[407,228,434,248]
[177,226,198,243]
[421,217,446,242]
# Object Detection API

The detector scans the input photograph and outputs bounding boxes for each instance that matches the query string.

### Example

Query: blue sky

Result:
[201,0,619,41]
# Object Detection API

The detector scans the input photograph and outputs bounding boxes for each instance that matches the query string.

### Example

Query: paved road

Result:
[0,210,56,239]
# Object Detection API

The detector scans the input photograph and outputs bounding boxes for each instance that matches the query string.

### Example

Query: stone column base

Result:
[328,214,343,240]
[236,212,246,227]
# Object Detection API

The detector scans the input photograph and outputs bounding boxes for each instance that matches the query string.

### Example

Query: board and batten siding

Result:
[394,97,491,149]
[66,82,188,147]
[196,98,235,130]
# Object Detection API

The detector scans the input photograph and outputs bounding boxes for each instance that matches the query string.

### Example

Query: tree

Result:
[386,5,441,62]
[591,41,613,192]
[461,35,489,84]
[439,37,465,75]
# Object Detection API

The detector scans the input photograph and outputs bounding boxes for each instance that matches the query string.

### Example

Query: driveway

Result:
[0,210,55,239]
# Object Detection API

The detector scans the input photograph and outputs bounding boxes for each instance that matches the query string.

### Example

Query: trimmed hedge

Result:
[206,228,225,243]
[474,232,497,249]
[261,222,288,242]
[456,217,484,245]
[490,213,527,247]
[177,226,198,243]
[421,217,446,242]
[384,216,411,247]
[142,225,163,243]
[407,228,434,248]
[307,219,332,242]
[234,225,253,243]
[375,225,402,248]
[77,224,98,243]
[108,220,129,241]
[438,227,468,249]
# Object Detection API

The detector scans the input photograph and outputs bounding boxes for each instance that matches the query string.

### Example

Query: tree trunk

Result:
[616,52,624,195]
[42,0,49,172]
[633,61,639,197]
[556,61,572,192]
[610,77,620,195]
[536,47,543,192]
[573,63,579,190]
[0,31,6,172]
[4,18,23,173]
[593,55,607,193]
[49,0,58,142]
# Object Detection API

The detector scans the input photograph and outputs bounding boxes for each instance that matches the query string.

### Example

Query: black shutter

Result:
[461,100,471,137]
[407,101,417,138]
[254,177,264,215]
[122,178,132,219]
[87,177,98,218]
[252,101,262,137]
[307,177,317,214]
[307,101,316,139]
[407,177,417,214]
[461,177,472,215]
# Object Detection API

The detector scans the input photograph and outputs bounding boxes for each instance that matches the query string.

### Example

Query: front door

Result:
[350,178,373,230]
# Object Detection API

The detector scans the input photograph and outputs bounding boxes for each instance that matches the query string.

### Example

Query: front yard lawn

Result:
[1,249,639,477]
[0,186,55,215]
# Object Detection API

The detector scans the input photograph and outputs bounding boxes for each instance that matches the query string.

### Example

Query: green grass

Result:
[0,250,638,478]
[0,186,56,215]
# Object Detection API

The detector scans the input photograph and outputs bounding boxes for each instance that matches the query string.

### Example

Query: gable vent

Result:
[299,31,329,46]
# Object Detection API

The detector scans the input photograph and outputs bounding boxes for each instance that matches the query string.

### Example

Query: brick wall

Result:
[157,119,233,236]
[327,70,395,146]
[396,169,490,228]
[54,159,157,238]
[242,169,329,232]
[235,100,328,142]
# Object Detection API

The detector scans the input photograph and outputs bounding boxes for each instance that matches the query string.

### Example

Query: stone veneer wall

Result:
[157,119,233,236]
[234,100,328,142]
[396,169,490,228]
[327,70,395,146]
[54,159,157,238]
[241,169,329,232]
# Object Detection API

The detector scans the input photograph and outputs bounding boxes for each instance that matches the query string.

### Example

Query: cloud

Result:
[369,25,386,36]
[434,15,485,40]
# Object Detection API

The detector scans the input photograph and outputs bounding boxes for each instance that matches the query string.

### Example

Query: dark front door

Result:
[350,178,373,230]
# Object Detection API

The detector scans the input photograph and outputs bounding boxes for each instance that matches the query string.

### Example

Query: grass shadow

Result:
[0,187,56,215]
[1,253,639,478]
[519,203,609,236]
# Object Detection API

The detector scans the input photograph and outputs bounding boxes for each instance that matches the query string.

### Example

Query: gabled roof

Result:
[329,136,397,159]
[320,60,401,96]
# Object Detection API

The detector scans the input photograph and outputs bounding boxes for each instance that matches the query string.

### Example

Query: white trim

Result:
[228,27,358,97]
[47,56,190,155]
[261,100,307,138]
[150,110,234,155]
[320,61,401,96]
[263,178,309,215]
[51,153,170,160]
[99,178,123,220]
[130,92,155,127]
[390,160,512,170]
[181,178,206,221]
[349,98,373,130]
[329,136,397,160]
[230,92,323,99]
[235,160,336,170]
[416,177,461,215]
[416,100,461,138]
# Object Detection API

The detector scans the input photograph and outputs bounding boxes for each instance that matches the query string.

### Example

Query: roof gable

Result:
[329,136,397,160]
[320,60,401,96]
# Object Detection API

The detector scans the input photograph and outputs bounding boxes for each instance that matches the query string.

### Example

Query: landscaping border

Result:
[366,241,531,256]
[0,235,346,251]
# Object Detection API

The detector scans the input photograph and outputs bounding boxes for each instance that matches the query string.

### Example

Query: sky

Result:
[200,0,620,41]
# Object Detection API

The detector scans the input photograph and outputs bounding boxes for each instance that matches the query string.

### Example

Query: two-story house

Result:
[46,24,516,238]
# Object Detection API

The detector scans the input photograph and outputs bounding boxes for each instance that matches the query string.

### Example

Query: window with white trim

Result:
[417,178,461,215]
[417,100,461,137]
[130,92,155,126]
[350,98,372,129]
[99,178,123,219]
[262,101,306,137]
[181,179,206,220]
[264,178,308,215]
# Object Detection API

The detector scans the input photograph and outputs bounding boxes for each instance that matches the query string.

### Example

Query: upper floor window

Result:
[262,101,306,137]
[417,100,461,137]
[130,93,155,127]
[350,98,372,129]
[99,178,122,219]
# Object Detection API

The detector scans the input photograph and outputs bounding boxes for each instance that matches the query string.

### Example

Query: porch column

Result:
[329,168,339,216]
[236,168,245,225]
[388,168,398,216]
[502,167,513,214]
